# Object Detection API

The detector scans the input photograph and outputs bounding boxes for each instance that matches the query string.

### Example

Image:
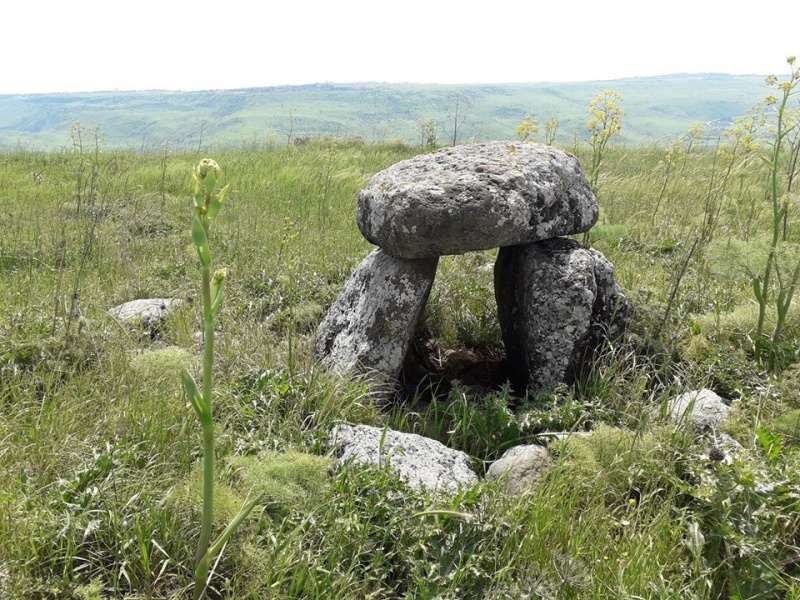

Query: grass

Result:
[3,127,800,598]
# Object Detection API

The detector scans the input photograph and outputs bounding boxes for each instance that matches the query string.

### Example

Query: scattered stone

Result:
[358,142,598,259]
[329,423,478,495]
[315,248,438,383]
[668,388,732,431]
[495,238,627,394]
[108,298,183,330]
[486,444,553,495]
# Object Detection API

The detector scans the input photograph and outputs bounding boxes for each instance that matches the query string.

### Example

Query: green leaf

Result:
[217,183,231,204]
[192,217,211,267]
[207,498,259,558]
[760,155,776,171]
[193,190,205,209]
[210,270,226,315]
[194,497,259,594]
[207,197,223,220]
[204,174,216,195]
[181,367,210,425]
[207,184,230,220]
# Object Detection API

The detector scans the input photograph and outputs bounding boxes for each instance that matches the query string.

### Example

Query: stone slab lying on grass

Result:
[494,238,628,394]
[314,248,438,383]
[357,142,598,259]
[486,444,553,495]
[668,388,732,431]
[108,298,183,329]
[329,424,478,495]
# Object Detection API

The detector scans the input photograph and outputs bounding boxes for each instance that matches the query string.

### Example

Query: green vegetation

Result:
[0,75,769,151]
[2,66,800,598]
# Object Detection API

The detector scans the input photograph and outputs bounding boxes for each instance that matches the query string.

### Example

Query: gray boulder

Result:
[486,444,553,495]
[495,238,627,394]
[314,248,438,383]
[668,389,732,431]
[330,424,478,494]
[358,142,598,259]
[108,298,183,330]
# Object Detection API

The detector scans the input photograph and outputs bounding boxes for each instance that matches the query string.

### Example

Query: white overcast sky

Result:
[3,0,797,94]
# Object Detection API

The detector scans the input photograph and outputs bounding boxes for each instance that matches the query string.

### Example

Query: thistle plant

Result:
[181,159,256,599]
[752,57,800,369]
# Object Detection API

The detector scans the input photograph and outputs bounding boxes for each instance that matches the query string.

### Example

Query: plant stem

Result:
[195,223,215,590]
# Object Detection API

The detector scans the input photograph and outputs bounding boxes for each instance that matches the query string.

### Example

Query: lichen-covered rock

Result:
[495,238,627,394]
[486,444,553,495]
[358,142,598,259]
[108,298,183,330]
[329,424,478,494]
[314,248,438,383]
[668,389,732,431]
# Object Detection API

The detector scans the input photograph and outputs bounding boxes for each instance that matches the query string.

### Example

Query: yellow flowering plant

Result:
[752,57,800,368]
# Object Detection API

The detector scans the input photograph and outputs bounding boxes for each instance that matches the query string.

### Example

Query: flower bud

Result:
[195,158,220,180]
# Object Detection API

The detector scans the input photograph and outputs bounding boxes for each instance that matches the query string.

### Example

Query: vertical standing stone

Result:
[314,248,438,383]
[495,239,626,394]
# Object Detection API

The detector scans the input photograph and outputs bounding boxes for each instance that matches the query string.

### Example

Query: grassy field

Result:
[0,75,768,151]
[3,123,800,599]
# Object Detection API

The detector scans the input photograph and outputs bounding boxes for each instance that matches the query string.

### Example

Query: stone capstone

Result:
[495,238,628,394]
[108,298,183,330]
[314,248,438,383]
[486,444,553,495]
[329,424,478,494]
[357,142,598,259]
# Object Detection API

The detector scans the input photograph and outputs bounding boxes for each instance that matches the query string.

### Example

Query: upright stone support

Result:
[495,239,627,394]
[314,248,438,383]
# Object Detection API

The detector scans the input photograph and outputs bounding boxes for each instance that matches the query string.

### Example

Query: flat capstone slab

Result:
[357,141,598,259]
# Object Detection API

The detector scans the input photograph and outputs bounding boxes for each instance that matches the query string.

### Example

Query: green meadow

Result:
[2,67,800,598]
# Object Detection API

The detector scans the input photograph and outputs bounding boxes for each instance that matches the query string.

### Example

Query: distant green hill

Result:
[0,75,769,151]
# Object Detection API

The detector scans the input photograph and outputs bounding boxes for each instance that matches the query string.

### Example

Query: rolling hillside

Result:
[0,74,769,151]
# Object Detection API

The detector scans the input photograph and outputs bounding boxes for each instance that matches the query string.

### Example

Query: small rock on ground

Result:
[329,423,478,495]
[668,388,732,431]
[486,444,553,495]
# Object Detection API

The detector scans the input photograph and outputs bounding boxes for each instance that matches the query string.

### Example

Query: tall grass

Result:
[2,131,800,598]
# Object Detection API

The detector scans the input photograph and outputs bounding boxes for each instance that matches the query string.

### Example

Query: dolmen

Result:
[315,142,627,395]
